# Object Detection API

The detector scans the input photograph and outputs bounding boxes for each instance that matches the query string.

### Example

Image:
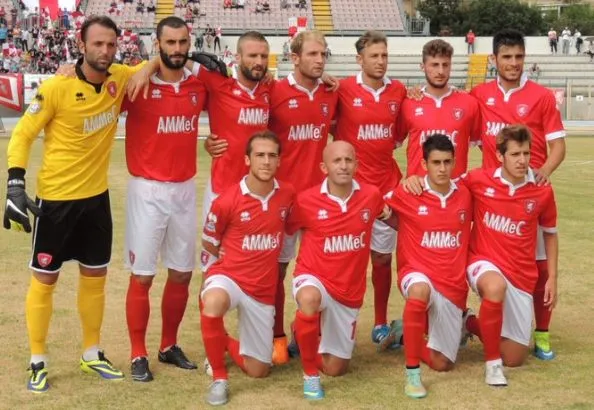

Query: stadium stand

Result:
[330,0,404,32]
[85,0,156,29]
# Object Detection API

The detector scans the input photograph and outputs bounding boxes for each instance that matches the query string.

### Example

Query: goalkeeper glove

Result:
[189,51,230,77]
[3,167,42,233]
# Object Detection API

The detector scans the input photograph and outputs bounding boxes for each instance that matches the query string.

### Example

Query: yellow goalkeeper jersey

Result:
[7,62,144,201]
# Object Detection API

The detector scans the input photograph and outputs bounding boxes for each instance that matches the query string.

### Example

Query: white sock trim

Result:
[486,358,503,367]
[82,345,100,361]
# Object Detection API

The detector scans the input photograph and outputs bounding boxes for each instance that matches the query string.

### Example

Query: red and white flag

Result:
[288,16,307,38]
[0,74,24,112]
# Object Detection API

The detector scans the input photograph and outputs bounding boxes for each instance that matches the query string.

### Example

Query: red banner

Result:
[39,0,59,20]
[0,74,24,112]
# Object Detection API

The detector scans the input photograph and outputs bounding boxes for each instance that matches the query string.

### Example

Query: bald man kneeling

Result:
[285,141,387,400]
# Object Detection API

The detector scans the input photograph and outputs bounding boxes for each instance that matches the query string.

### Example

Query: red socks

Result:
[403,298,427,368]
[479,299,503,361]
[160,280,190,351]
[294,310,320,376]
[371,261,392,326]
[466,314,482,339]
[533,260,552,331]
[273,277,285,338]
[126,276,151,359]
[226,336,246,372]
[201,315,228,380]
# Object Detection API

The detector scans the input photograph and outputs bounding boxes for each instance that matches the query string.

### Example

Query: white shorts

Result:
[125,177,196,275]
[201,274,274,364]
[278,231,300,263]
[371,219,397,254]
[400,272,462,363]
[536,225,546,261]
[202,177,219,225]
[467,260,533,346]
[292,274,359,359]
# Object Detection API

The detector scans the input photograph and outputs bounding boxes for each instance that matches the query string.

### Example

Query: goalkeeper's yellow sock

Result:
[26,276,56,363]
[78,275,106,360]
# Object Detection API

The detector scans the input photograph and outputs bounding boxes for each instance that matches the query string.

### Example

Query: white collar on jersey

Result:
[356,71,391,102]
[421,85,455,108]
[231,65,260,98]
[287,72,323,101]
[423,175,458,208]
[496,72,529,102]
[150,67,193,86]
[320,178,361,213]
[240,175,279,211]
[493,167,536,196]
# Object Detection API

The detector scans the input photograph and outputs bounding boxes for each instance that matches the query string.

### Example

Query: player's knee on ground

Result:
[430,351,454,372]
[477,271,507,302]
[407,282,431,303]
[321,355,349,377]
[278,262,289,281]
[243,356,271,378]
[79,265,107,278]
[371,250,391,266]
[167,269,192,284]
[132,274,154,286]
[500,338,529,367]
[33,271,60,285]
[201,288,231,316]
[296,286,322,315]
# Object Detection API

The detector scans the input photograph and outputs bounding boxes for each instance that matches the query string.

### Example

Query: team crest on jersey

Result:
[28,101,41,114]
[189,92,198,106]
[279,207,288,221]
[516,104,529,117]
[129,251,136,265]
[107,81,117,98]
[360,208,371,223]
[320,103,329,117]
[387,101,398,114]
[458,209,467,224]
[262,93,270,103]
[524,199,536,215]
[37,253,52,268]
[453,108,464,120]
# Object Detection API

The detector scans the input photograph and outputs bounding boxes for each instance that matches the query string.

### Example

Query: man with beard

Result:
[121,16,207,383]
[4,16,153,393]
[396,39,481,179]
[333,31,407,349]
[470,29,565,361]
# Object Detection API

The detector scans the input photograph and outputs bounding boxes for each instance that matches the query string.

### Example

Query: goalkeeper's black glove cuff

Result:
[189,52,230,77]
[7,167,26,187]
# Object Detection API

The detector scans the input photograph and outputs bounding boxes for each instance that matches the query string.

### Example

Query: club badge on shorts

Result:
[37,253,53,268]
[107,81,117,98]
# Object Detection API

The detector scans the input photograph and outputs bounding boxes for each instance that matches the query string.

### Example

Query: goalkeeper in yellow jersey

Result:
[3,15,156,393]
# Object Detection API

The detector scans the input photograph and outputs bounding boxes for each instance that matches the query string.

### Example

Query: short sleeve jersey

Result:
[123,71,206,182]
[464,168,557,293]
[269,73,338,193]
[397,89,482,178]
[202,178,295,305]
[8,62,144,200]
[470,77,565,169]
[334,73,407,194]
[385,180,472,310]
[287,180,384,308]
[196,65,271,193]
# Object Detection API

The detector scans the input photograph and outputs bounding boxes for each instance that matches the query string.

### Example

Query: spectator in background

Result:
[224,0,232,8]
[298,0,307,10]
[262,0,270,12]
[528,62,540,80]
[487,58,496,77]
[237,0,244,8]
[561,27,571,55]
[281,0,290,9]
[214,25,222,53]
[137,0,145,14]
[548,28,557,54]
[585,40,594,62]
[0,24,7,45]
[465,29,475,54]
[574,29,582,54]
[0,7,6,26]
[21,27,28,52]
[147,0,156,12]
[194,27,204,51]
[12,26,20,48]
[255,1,263,13]
[9,6,17,27]
[282,39,289,61]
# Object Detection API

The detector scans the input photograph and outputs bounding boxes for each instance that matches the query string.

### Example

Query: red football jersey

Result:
[123,72,206,182]
[396,88,482,178]
[385,179,472,309]
[269,73,338,193]
[287,180,384,308]
[464,167,557,294]
[195,65,271,193]
[334,73,407,194]
[470,77,565,169]
[202,177,295,305]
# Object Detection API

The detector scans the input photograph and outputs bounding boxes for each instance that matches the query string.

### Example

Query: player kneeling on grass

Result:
[382,134,472,399]
[285,141,385,400]
[404,125,559,387]
[199,131,295,406]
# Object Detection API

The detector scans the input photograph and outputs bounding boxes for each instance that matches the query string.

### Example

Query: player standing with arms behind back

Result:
[471,29,565,360]
[4,16,154,393]
[333,31,407,349]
